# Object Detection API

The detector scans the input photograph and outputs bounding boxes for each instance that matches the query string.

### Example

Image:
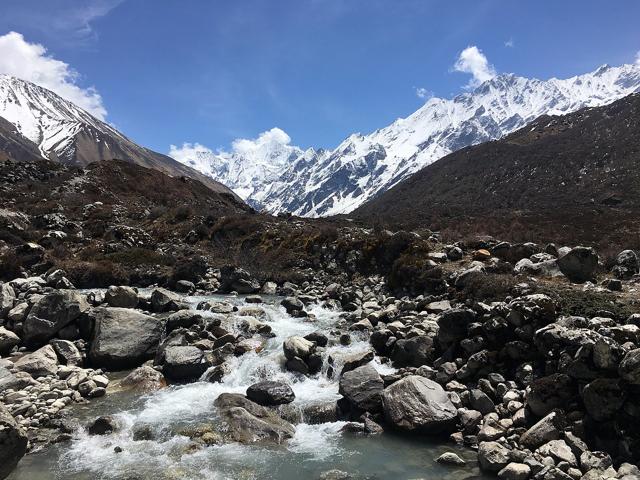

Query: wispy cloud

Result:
[453,45,497,88]
[504,38,514,48]
[414,87,433,100]
[0,32,106,119]
[636,50,640,65]
[0,0,124,45]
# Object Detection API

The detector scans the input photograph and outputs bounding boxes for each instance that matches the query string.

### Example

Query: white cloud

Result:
[232,127,291,155]
[505,38,514,48]
[414,87,433,100]
[453,45,497,88]
[0,31,106,119]
[636,50,640,65]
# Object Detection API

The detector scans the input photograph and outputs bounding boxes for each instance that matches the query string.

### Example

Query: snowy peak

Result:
[0,74,124,162]
[172,62,640,217]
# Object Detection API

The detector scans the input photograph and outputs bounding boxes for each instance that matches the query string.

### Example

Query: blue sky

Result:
[0,0,639,153]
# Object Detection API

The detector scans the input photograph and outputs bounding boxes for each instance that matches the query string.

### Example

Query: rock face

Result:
[88,308,163,369]
[339,364,384,412]
[381,375,457,433]
[214,393,295,444]
[246,381,295,406]
[557,246,599,282]
[13,344,59,377]
[22,290,89,346]
[0,403,28,480]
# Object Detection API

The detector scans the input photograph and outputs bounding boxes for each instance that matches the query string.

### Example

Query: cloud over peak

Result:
[0,31,107,119]
[453,45,497,88]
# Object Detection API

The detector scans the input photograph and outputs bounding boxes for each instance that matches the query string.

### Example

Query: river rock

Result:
[619,348,640,384]
[478,441,510,473]
[281,297,304,315]
[50,339,82,366]
[390,335,434,367]
[89,307,163,369]
[246,381,295,405]
[219,266,260,294]
[120,365,166,391]
[381,375,457,433]
[87,416,119,435]
[339,364,384,412]
[582,378,626,421]
[0,327,20,356]
[283,336,315,361]
[214,393,295,444]
[497,463,531,480]
[557,246,598,282]
[436,452,466,465]
[162,346,208,381]
[22,290,89,346]
[104,286,138,308]
[519,411,565,449]
[0,403,28,480]
[150,288,181,312]
[537,439,577,466]
[13,344,59,377]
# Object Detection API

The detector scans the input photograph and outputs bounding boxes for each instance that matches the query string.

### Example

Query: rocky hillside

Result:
[0,75,239,197]
[354,93,640,251]
[0,116,41,163]
[174,63,640,216]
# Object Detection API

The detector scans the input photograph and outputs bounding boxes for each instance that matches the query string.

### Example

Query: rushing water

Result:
[8,294,488,480]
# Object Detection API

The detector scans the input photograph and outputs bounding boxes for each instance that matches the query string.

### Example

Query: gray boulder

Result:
[391,335,434,367]
[557,246,598,283]
[0,327,20,356]
[478,441,510,473]
[283,336,315,361]
[339,364,384,412]
[50,339,82,366]
[13,344,59,377]
[619,348,640,384]
[381,375,457,433]
[519,411,565,449]
[0,403,28,480]
[162,346,208,381]
[150,288,181,312]
[104,286,138,308]
[246,381,295,406]
[0,283,15,318]
[219,266,260,294]
[88,307,163,369]
[22,290,89,346]
[214,393,295,444]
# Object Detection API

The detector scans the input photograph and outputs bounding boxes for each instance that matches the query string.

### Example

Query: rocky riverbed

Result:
[1,241,640,480]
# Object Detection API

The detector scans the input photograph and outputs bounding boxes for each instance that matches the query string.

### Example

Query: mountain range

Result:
[172,63,640,216]
[0,74,238,197]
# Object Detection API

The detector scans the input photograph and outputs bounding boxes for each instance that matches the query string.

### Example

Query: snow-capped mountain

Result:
[0,74,239,196]
[172,63,640,217]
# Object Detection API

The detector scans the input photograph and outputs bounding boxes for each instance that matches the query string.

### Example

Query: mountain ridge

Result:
[172,63,640,216]
[0,74,241,198]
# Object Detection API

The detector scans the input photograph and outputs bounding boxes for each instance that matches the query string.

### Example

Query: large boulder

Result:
[339,364,384,412]
[519,411,565,449]
[246,381,295,406]
[214,393,295,444]
[613,250,639,279]
[0,403,28,480]
[219,266,260,294]
[558,246,598,283]
[150,288,181,313]
[390,335,434,367]
[162,346,208,381]
[88,307,163,369]
[619,348,640,384]
[437,309,476,345]
[283,336,315,361]
[526,374,575,417]
[478,441,511,473]
[13,344,58,377]
[381,375,457,433]
[50,339,82,366]
[120,366,166,392]
[0,327,20,356]
[0,283,15,318]
[582,378,626,421]
[22,290,89,346]
[0,367,36,393]
[104,286,138,308]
